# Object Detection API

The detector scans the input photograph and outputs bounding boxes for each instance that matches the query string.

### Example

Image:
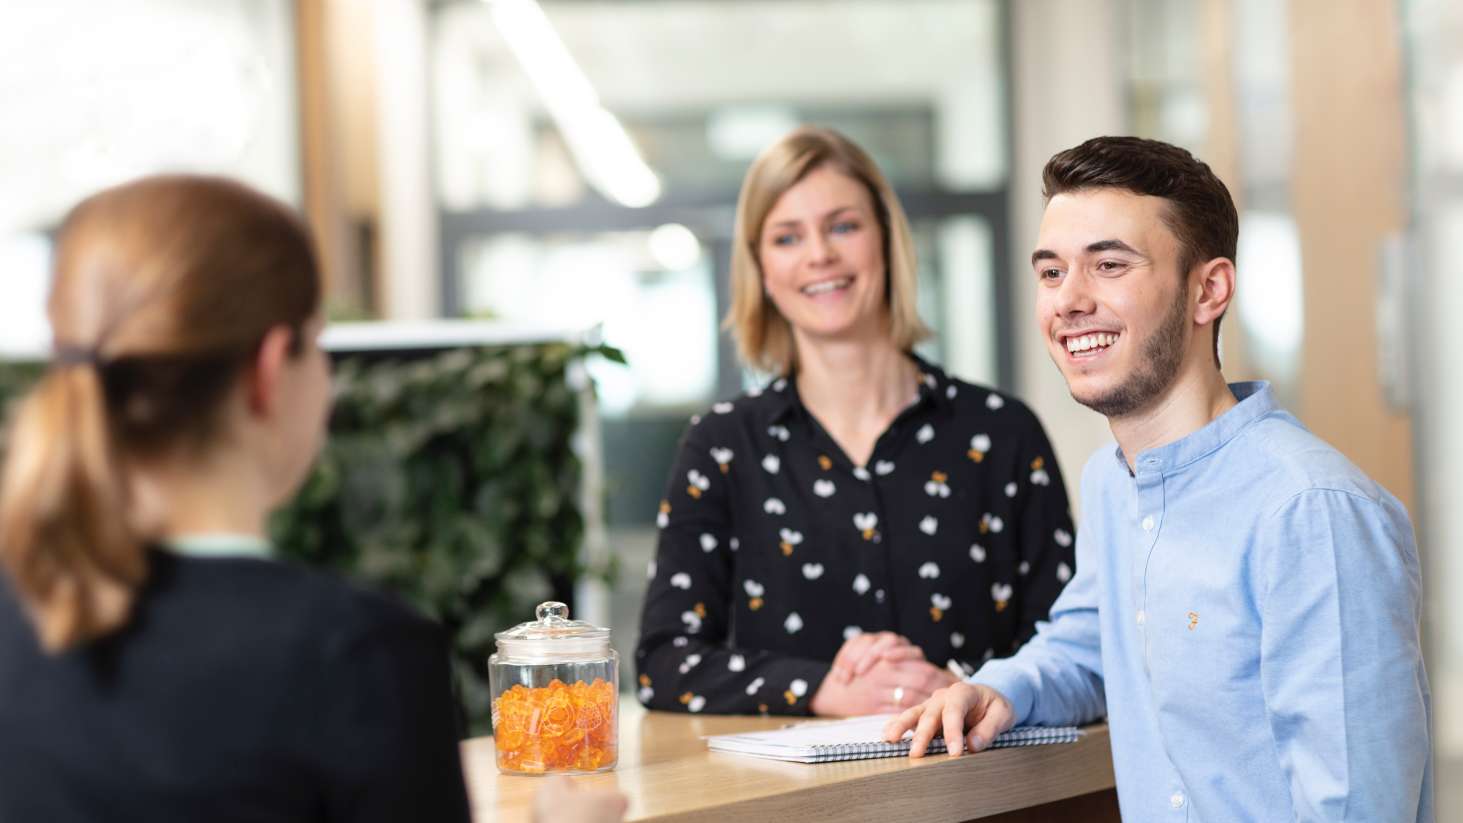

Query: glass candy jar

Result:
[489,601,618,775]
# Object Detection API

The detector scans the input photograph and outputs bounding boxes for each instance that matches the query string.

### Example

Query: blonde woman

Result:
[0,176,624,822]
[636,127,1076,717]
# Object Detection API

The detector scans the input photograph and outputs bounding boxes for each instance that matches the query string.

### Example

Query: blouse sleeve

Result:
[635,420,829,715]
[1009,406,1077,647]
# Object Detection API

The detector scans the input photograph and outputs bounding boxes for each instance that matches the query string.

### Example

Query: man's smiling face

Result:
[1032,187,1194,419]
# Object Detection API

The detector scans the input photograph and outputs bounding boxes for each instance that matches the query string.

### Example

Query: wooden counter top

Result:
[462,697,1117,822]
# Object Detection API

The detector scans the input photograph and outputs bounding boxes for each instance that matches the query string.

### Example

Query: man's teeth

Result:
[1066,333,1118,353]
[802,277,852,295]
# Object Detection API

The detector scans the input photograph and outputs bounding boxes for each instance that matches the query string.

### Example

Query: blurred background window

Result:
[429,0,1011,533]
[1124,0,1305,406]
[0,0,298,358]
[1403,0,1463,810]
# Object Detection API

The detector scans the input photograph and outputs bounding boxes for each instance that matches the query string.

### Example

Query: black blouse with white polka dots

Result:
[634,356,1076,715]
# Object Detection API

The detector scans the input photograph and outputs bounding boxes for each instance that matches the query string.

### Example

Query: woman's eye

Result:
[771,234,798,247]
[831,221,859,234]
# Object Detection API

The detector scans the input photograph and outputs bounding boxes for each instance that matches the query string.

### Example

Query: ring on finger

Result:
[892,685,905,707]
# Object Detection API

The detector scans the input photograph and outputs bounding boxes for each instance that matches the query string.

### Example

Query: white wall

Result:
[374,0,440,320]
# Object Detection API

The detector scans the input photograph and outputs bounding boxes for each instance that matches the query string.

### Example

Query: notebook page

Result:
[712,714,908,748]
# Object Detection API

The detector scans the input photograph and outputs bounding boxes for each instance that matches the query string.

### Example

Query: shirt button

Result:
[1142,515,1155,531]
[1170,792,1185,809]
[1136,610,1146,626]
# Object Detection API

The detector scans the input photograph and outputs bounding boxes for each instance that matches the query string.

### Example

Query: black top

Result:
[0,551,470,823]
[635,356,1075,715]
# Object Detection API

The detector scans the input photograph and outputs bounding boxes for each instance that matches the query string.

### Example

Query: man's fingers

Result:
[942,694,970,757]
[882,702,926,742]
[968,693,1015,753]
[908,694,945,758]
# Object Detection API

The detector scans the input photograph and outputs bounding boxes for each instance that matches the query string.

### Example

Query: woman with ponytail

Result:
[0,175,475,821]
[0,175,627,823]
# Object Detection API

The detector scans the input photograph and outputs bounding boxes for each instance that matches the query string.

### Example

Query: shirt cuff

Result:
[969,661,1035,726]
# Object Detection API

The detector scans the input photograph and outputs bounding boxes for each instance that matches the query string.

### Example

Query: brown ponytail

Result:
[0,366,142,651]
[0,175,320,652]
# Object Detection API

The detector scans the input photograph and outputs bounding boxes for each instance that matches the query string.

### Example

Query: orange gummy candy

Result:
[493,678,617,773]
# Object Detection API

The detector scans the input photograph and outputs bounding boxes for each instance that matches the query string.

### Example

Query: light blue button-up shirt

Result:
[971,382,1432,821]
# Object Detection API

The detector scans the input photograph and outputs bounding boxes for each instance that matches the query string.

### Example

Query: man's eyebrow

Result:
[1086,239,1142,255]
[1032,240,1144,267]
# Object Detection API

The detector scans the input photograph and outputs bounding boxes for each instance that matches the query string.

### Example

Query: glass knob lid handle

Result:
[537,601,569,623]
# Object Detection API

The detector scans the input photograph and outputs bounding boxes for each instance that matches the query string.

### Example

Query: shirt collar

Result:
[160,533,275,560]
[910,352,955,410]
[762,351,950,425]
[1115,381,1276,475]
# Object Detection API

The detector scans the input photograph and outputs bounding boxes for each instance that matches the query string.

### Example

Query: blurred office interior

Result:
[1,0,1459,811]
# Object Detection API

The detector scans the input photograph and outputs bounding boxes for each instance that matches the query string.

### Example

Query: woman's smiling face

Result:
[757,164,889,346]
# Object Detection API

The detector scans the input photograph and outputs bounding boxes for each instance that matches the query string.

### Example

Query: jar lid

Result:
[494,601,612,662]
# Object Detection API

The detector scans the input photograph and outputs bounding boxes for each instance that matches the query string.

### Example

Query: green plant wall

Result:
[271,341,620,735]
[0,342,618,736]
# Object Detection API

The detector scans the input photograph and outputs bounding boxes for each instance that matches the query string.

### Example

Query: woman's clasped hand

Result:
[812,631,958,715]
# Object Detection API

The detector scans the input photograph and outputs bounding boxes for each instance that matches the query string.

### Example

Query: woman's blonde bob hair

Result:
[724,126,930,376]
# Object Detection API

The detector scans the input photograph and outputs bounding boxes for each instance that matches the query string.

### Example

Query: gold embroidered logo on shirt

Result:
[1187,611,1199,631]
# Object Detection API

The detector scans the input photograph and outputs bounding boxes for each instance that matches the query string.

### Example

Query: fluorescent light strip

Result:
[488,0,661,207]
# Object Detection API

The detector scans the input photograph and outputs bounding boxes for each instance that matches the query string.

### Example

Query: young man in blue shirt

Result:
[885,136,1432,821]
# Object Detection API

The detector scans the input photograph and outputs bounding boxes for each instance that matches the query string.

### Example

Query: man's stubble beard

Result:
[1066,286,1189,419]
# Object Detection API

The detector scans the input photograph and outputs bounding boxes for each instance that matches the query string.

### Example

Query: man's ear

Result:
[1193,257,1236,328]
[246,325,295,418]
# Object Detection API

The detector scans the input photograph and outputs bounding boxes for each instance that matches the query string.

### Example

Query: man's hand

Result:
[881,682,1015,757]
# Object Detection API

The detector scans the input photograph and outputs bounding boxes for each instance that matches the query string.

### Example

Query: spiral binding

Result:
[706,721,1083,764]
[798,726,1081,763]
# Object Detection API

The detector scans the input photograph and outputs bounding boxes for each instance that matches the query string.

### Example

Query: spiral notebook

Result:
[704,714,1082,763]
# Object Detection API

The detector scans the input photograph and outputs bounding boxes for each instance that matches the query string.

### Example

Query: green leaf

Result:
[593,344,628,366]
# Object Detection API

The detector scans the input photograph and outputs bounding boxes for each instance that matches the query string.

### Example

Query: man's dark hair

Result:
[1042,136,1238,365]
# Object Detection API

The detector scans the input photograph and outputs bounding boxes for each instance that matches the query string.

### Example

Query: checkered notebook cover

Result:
[704,714,1082,764]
